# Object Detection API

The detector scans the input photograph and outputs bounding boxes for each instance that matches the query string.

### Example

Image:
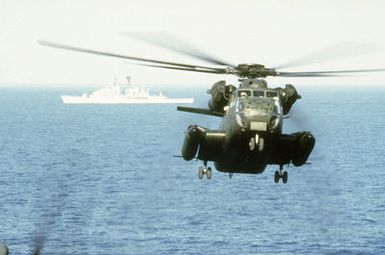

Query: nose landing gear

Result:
[249,134,264,152]
[274,165,288,184]
[198,161,212,179]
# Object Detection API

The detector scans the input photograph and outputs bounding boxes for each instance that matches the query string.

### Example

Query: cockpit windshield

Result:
[238,90,252,97]
[253,90,264,97]
[235,90,283,116]
[266,91,278,98]
[237,89,279,99]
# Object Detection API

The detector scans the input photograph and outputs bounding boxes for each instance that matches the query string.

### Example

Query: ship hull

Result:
[61,96,194,104]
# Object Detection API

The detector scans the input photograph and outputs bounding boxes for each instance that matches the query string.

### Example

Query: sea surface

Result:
[0,85,385,255]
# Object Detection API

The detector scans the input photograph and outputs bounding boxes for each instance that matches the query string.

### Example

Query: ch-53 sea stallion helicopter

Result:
[39,36,385,184]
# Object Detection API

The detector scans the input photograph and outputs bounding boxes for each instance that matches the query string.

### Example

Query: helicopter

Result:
[38,37,385,183]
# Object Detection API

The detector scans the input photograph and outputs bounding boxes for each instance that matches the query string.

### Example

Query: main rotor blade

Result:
[121,32,235,67]
[135,63,228,74]
[38,40,223,71]
[278,68,385,77]
[278,72,339,77]
[274,42,384,70]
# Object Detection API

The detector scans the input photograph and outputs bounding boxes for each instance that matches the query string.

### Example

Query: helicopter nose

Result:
[236,110,270,131]
[250,113,276,131]
[240,111,280,133]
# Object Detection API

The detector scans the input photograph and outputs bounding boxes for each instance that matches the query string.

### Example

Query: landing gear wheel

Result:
[274,171,280,183]
[206,167,212,179]
[274,165,288,184]
[258,138,264,151]
[198,166,204,179]
[282,171,288,184]
[249,138,255,151]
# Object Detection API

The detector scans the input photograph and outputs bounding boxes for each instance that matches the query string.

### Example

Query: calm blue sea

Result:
[0,85,385,255]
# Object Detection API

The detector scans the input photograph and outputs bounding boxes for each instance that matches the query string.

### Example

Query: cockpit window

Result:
[253,90,265,97]
[266,91,278,98]
[238,89,278,98]
[238,90,252,97]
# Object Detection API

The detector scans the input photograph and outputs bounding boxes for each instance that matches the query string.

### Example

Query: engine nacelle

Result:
[292,132,316,166]
[182,125,204,160]
[276,84,301,115]
[208,80,236,113]
[181,125,225,161]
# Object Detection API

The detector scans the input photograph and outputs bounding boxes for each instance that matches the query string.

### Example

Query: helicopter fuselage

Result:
[216,88,282,173]
[180,79,315,177]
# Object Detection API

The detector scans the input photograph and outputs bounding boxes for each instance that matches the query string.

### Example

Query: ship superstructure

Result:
[61,77,194,104]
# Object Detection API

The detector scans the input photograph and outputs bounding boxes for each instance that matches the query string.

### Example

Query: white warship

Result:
[61,77,194,104]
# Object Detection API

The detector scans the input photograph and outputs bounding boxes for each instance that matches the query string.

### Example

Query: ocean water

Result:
[0,86,385,255]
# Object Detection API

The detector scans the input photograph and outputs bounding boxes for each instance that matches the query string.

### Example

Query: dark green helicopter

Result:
[39,38,385,183]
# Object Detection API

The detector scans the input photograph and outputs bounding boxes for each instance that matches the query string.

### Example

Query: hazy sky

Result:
[2,0,385,87]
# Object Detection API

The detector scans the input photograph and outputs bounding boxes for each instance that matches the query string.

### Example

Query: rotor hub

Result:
[234,63,278,78]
